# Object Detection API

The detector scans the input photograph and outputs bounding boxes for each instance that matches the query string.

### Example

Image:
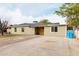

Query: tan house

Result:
[7,23,67,37]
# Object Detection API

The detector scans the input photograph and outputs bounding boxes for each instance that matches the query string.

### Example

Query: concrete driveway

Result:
[0,35,78,56]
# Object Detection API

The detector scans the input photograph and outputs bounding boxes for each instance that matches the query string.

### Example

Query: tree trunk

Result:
[1,30,4,36]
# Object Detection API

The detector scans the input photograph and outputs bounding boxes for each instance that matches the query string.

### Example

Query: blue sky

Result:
[0,3,66,24]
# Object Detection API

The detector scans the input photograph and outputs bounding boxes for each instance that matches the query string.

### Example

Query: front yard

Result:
[0,34,28,38]
[0,34,37,47]
[0,35,78,55]
[0,36,72,56]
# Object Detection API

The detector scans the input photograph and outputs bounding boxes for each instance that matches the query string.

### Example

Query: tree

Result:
[39,19,51,24]
[0,19,8,36]
[55,3,79,26]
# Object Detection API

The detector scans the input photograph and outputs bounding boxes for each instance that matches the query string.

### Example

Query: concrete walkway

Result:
[0,36,78,56]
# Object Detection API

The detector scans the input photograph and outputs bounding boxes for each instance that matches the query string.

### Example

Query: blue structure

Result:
[66,30,74,39]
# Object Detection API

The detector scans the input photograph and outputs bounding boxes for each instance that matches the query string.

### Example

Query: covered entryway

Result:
[35,27,44,35]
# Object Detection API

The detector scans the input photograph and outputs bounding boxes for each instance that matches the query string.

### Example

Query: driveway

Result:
[0,35,78,56]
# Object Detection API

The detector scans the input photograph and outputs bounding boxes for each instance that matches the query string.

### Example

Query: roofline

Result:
[59,24,67,26]
[9,23,67,28]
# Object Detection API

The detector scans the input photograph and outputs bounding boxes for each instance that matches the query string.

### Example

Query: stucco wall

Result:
[10,27,35,35]
[7,25,67,36]
[44,26,67,37]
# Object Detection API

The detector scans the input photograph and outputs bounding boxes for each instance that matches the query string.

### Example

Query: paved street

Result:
[0,35,78,56]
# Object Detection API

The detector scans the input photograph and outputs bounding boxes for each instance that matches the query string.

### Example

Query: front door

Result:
[35,27,44,35]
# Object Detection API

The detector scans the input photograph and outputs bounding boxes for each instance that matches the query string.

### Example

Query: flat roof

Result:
[9,23,67,28]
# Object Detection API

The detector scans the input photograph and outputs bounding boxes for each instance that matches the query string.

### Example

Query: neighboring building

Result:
[7,23,67,36]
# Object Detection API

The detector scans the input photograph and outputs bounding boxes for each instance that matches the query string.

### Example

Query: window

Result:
[8,27,11,29]
[67,27,73,30]
[21,28,24,32]
[14,28,17,32]
[51,26,58,32]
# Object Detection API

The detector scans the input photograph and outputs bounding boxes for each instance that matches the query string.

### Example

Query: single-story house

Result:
[7,22,68,36]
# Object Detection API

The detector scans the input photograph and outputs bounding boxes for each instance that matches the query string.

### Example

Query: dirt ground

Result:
[0,35,78,56]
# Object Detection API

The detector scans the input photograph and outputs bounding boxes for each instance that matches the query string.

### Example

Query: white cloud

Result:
[0,7,34,25]
[0,6,66,25]
[35,14,66,24]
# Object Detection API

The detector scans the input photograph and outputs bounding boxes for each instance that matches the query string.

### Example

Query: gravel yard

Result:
[0,35,78,56]
[0,35,38,47]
